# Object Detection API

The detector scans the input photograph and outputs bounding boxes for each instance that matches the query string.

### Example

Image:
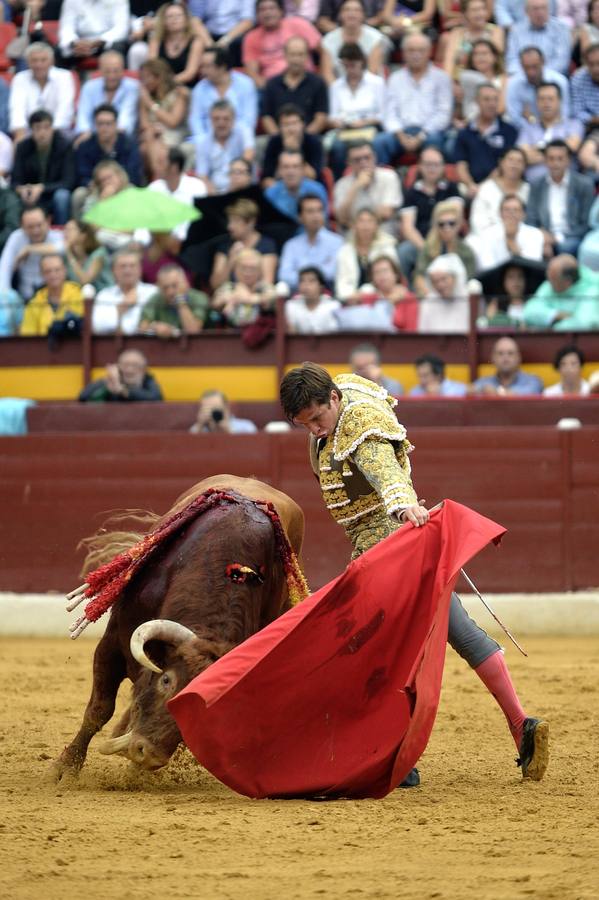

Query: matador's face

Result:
[293,390,341,439]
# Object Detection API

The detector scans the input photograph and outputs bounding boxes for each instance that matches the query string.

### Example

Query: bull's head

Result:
[99,619,231,770]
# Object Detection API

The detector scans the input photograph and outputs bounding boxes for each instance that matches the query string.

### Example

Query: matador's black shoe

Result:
[399,767,420,788]
[517,717,549,781]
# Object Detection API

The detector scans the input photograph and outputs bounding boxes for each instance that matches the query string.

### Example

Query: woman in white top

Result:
[334,208,398,302]
[469,147,529,236]
[418,253,472,333]
[320,0,389,83]
[326,41,386,178]
[543,345,591,396]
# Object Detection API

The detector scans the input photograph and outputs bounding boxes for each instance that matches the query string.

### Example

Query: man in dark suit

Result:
[526,139,595,257]
[11,110,76,225]
[75,103,142,189]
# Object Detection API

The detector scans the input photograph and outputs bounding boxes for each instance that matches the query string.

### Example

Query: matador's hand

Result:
[398,503,430,528]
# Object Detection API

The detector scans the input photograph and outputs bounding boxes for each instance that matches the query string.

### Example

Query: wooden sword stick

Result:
[460,568,528,657]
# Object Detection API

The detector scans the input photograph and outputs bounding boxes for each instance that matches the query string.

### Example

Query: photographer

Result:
[189,389,257,434]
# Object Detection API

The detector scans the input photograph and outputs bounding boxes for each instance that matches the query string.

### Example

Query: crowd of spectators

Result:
[0,0,599,385]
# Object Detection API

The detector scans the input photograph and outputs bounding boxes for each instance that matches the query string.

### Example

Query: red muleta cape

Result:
[168,500,505,799]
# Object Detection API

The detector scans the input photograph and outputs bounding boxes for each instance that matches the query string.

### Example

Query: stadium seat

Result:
[402,162,459,190]
[0,23,17,72]
[40,21,59,46]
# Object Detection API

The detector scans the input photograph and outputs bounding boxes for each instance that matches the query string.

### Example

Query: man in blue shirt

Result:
[278,194,342,291]
[189,46,258,143]
[75,51,139,140]
[193,100,255,194]
[495,0,556,27]
[409,354,467,397]
[264,149,328,222]
[453,84,517,196]
[571,44,599,128]
[188,0,255,68]
[473,336,543,395]
[506,47,571,130]
[505,0,571,75]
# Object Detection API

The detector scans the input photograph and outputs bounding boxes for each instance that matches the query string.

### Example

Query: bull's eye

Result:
[161,674,170,687]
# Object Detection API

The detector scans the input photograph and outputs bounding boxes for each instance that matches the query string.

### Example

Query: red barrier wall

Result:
[2,429,598,594]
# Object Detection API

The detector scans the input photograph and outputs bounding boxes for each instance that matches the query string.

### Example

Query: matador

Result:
[280,362,549,783]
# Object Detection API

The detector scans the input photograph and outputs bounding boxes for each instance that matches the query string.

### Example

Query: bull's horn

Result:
[130,620,197,673]
[98,731,133,755]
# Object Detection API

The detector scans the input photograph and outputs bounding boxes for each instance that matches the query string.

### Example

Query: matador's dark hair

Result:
[280,362,341,422]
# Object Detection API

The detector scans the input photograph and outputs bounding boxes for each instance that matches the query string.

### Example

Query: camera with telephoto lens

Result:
[211,409,225,423]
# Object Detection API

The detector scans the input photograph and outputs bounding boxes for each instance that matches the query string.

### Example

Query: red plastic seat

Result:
[0,23,18,71]
[39,20,59,46]
[402,162,460,190]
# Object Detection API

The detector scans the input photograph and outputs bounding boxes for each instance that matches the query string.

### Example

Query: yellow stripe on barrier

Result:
[0,366,84,400]
[2,362,598,402]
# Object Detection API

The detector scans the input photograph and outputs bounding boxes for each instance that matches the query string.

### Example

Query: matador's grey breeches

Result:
[447,592,500,668]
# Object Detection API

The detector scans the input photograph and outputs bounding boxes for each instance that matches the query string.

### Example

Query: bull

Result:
[54,475,305,777]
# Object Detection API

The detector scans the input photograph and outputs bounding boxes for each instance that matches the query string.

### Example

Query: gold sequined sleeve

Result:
[352,437,418,515]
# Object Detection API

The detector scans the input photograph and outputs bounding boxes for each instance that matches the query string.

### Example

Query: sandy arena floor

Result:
[1,635,598,900]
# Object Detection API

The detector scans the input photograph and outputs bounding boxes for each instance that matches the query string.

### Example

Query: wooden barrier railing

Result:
[23,397,599,432]
[1,428,597,594]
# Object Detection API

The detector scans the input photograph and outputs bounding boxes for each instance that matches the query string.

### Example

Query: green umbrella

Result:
[82,187,201,232]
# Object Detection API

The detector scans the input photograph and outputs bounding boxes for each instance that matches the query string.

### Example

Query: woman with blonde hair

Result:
[212,248,277,328]
[139,58,190,179]
[81,161,133,253]
[413,199,475,297]
[335,207,397,303]
[148,2,204,88]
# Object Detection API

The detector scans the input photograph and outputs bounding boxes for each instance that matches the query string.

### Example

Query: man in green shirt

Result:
[139,264,209,337]
[523,255,599,331]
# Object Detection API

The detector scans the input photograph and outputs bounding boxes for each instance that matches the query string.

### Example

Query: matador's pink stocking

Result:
[474,650,527,748]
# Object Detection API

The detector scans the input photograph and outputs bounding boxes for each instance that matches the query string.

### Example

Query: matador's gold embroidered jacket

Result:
[310,374,418,558]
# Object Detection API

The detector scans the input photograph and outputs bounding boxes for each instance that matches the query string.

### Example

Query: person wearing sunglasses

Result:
[413,199,475,297]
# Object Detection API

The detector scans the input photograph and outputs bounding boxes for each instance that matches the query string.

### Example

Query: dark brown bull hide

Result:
[55,476,304,777]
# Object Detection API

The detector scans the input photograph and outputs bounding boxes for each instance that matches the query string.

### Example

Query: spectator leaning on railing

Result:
[79,349,163,403]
